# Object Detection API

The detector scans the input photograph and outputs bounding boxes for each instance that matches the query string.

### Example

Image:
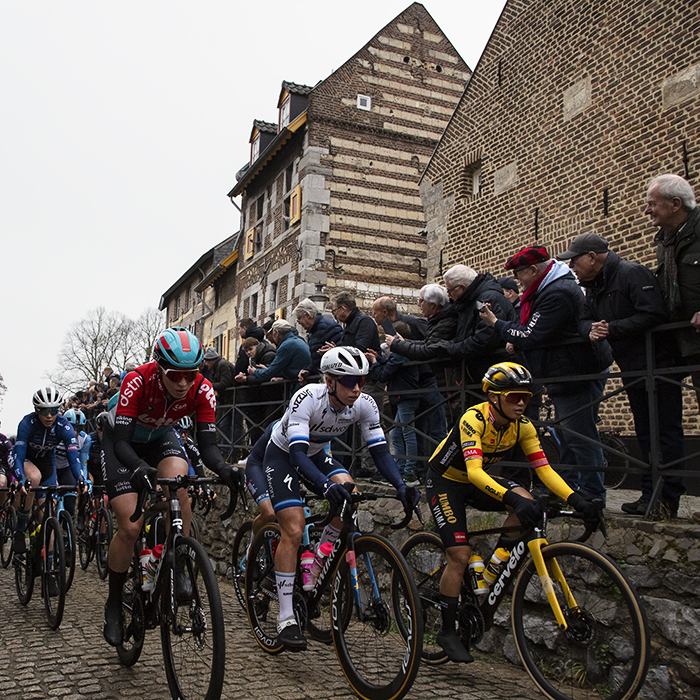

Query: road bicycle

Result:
[77,484,113,580]
[116,474,237,700]
[13,482,76,629]
[400,502,649,700]
[245,485,423,700]
[0,483,18,568]
[55,486,78,592]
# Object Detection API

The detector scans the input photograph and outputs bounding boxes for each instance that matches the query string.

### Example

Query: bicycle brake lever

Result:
[130,488,149,523]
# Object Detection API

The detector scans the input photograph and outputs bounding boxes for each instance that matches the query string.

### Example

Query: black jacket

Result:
[232,326,265,375]
[342,307,381,353]
[494,263,613,395]
[380,312,428,340]
[307,314,344,371]
[252,339,277,367]
[579,251,676,371]
[209,356,236,395]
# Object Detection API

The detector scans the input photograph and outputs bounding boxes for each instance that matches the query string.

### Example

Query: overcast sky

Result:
[0,0,507,432]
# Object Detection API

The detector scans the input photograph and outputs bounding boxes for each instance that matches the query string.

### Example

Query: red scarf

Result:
[519,261,554,324]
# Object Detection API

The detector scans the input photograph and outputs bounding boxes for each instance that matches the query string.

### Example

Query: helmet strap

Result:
[327,378,350,410]
[488,395,513,426]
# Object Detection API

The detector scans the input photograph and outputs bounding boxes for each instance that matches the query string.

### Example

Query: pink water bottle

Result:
[139,547,152,590]
[309,541,334,586]
[301,549,316,591]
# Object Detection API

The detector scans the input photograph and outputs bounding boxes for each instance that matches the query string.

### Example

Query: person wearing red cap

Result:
[479,246,612,501]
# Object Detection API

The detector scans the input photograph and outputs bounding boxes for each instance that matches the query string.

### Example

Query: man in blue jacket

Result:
[237,319,311,393]
[293,298,343,384]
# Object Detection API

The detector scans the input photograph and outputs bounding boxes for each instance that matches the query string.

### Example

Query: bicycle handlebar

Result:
[335,484,421,530]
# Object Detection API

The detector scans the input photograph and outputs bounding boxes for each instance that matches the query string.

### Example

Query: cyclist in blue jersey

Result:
[55,409,91,517]
[12,388,84,553]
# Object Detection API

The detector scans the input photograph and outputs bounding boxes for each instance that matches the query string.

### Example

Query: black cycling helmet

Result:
[95,411,110,430]
[482,362,533,394]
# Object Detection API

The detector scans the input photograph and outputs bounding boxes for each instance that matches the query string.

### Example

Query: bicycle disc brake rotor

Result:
[459,601,485,646]
[365,596,391,634]
[292,590,308,631]
[564,606,595,645]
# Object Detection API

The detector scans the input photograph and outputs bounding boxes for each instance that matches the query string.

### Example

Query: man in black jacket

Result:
[372,296,427,339]
[560,233,685,518]
[480,246,612,501]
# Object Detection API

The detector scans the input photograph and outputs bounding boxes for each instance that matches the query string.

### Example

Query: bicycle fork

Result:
[527,537,577,630]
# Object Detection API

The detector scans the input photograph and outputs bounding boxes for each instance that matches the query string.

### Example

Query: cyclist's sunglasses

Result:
[36,407,60,417]
[336,375,366,390]
[161,367,199,383]
[502,391,532,405]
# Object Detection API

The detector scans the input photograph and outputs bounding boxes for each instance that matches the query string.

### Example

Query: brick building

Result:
[419,0,700,431]
[228,2,470,336]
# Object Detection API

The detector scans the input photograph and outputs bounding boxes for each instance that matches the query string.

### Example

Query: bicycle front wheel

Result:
[231,519,253,610]
[160,535,225,700]
[512,541,649,700]
[78,512,92,570]
[245,523,285,654]
[43,516,67,629]
[399,531,448,664]
[601,434,629,490]
[95,508,113,581]
[332,534,423,700]
[59,510,76,593]
[1,506,16,568]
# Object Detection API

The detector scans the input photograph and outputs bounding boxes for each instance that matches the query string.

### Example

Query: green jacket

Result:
[655,206,700,357]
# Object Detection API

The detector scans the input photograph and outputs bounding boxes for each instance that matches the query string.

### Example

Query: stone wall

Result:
[197,486,700,700]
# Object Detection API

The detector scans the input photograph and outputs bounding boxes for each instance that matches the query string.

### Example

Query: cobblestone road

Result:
[0,560,545,700]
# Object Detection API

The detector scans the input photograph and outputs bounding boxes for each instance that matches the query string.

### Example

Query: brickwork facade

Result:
[230,2,470,334]
[420,0,700,433]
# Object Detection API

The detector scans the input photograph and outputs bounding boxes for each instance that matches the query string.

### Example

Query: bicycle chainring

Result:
[459,600,485,646]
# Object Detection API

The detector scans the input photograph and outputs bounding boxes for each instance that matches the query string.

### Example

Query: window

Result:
[279,96,291,129]
[462,160,483,198]
[174,297,180,319]
[289,185,301,225]
[244,227,255,260]
[185,286,191,311]
[250,293,258,319]
[256,194,264,221]
[270,280,278,309]
[357,94,371,111]
[251,134,260,163]
[285,164,293,193]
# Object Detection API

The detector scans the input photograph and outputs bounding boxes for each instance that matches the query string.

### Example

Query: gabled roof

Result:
[278,80,314,107]
[158,248,215,310]
[194,232,242,292]
[249,119,278,143]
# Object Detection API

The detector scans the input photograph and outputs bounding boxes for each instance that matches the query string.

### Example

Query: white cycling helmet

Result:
[320,346,369,377]
[32,387,63,409]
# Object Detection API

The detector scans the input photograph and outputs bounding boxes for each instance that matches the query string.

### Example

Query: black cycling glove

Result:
[503,490,543,529]
[397,484,421,511]
[130,462,157,492]
[567,492,601,532]
[323,481,353,510]
[217,464,241,493]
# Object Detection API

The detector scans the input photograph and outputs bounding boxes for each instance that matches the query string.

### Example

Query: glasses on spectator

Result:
[336,375,367,390]
[418,298,425,303]
[512,267,531,279]
[161,367,199,383]
[502,391,532,405]
[37,407,60,417]
[445,283,464,296]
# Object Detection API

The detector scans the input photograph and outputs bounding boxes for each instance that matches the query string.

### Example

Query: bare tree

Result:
[132,307,166,364]
[0,373,6,409]
[48,307,141,393]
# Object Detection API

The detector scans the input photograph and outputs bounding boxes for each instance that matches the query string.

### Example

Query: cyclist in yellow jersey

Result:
[425,362,601,663]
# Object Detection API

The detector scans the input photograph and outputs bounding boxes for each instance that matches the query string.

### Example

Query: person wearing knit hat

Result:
[479,244,612,502]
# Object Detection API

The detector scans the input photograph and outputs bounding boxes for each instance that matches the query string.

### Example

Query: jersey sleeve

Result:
[194,378,217,424]
[61,421,83,481]
[357,394,387,449]
[12,416,32,479]
[115,371,146,418]
[283,387,315,449]
[460,412,512,502]
[518,420,574,501]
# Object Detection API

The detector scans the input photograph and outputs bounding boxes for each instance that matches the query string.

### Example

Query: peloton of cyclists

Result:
[100,327,239,647]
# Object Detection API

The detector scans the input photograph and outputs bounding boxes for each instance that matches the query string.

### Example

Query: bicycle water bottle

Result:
[468,554,488,596]
[482,547,510,586]
[309,541,334,586]
[143,544,164,592]
[301,549,316,591]
[139,547,152,590]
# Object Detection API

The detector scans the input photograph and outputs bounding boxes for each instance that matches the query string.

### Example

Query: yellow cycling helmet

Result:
[482,362,533,394]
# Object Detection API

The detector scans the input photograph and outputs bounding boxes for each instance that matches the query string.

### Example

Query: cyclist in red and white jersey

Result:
[101,327,239,647]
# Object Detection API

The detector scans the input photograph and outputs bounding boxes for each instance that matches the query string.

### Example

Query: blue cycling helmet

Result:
[153,327,204,369]
[64,408,86,426]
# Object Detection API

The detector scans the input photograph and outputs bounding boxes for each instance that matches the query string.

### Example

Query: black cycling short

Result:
[101,426,187,501]
[425,468,521,548]
[23,452,56,485]
[263,442,349,512]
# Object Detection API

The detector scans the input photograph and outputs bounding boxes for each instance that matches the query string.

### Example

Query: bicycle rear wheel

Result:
[512,541,649,700]
[43,516,67,629]
[117,557,145,667]
[231,519,253,610]
[14,531,34,605]
[332,534,423,700]
[399,531,448,664]
[78,512,92,570]
[95,508,113,581]
[160,536,225,700]
[245,523,285,654]
[601,434,629,490]
[1,506,16,568]
[59,510,76,592]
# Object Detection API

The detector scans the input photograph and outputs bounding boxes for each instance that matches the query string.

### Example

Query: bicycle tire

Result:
[59,510,76,593]
[14,529,34,605]
[601,434,629,490]
[245,523,285,654]
[512,541,649,700]
[189,514,201,542]
[117,556,146,667]
[231,519,253,610]
[398,531,449,665]
[332,534,423,700]
[539,432,561,466]
[1,506,16,568]
[95,508,113,581]
[160,535,225,700]
[78,512,92,570]
[43,516,67,630]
